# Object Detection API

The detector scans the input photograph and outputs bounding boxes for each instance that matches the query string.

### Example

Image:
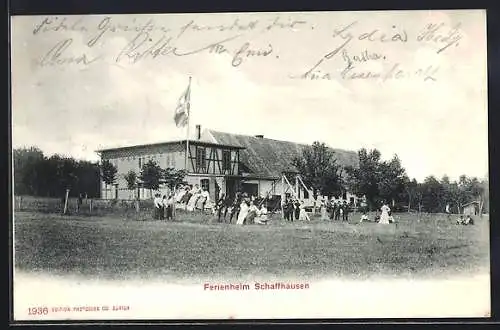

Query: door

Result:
[225,178,237,201]
[242,183,258,197]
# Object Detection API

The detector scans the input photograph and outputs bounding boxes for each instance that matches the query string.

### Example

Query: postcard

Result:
[11,9,489,321]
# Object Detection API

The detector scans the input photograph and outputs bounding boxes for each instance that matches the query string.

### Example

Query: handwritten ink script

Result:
[28,14,467,83]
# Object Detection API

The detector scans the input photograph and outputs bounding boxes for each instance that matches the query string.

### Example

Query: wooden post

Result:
[89,199,93,213]
[173,186,177,221]
[18,196,22,211]
[281,174,285,218]
[295,175,299,200]
[63,189,70,215]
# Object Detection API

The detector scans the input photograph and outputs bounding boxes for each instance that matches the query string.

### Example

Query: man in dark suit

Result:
[342,201,350,222]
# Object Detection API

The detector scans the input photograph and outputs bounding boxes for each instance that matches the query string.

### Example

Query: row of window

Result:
[109,149,235,173]
[195,147,233,172]
[108,154,176,169]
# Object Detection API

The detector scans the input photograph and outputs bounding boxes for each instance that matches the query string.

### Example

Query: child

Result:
[256,205,269,224]
[360,213,369,223]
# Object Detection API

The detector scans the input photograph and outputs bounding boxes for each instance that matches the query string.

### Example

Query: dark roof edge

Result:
[96,139,245,153]
[206,129,358,155]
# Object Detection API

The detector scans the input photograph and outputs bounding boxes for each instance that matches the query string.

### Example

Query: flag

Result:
[174,80,191,128]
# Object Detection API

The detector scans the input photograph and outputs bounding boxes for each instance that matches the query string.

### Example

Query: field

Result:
[13,198,490,283]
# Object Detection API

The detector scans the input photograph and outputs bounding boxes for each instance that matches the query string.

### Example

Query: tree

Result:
[124,170,138,200]
[13,147,45,195]
[139,160,163,198]
[162,168,187,191]
[421,176,444,213]
[100,159,117,199]
[292,141,344,198]
[377,154,407,206]
[345,148,383,210]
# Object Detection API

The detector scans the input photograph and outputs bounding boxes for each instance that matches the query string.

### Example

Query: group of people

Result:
[320,198,352,222]
[175,184,211,212]
[282,197,309,221]
[214,192,270,225]
[358,201,395,224]
[456,215,474,225]
[153,193,175,220]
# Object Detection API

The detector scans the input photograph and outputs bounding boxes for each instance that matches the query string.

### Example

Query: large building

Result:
[96,126,360,204]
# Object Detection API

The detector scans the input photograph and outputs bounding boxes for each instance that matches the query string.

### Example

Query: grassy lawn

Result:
[13,210,490,283]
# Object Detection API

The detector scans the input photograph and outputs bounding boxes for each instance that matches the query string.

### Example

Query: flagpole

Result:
[185,76,192,171]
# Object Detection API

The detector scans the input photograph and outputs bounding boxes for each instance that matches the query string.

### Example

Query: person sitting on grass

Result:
[464,215,474,225]
[456,215,464,225]
[388,210,395,223]
[255,204,269,225]
[360,212,369,223]
[245,201,260,224]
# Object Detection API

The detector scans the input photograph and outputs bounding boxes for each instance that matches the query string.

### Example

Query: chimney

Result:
[196,125,201,140]
[255,135,264,139]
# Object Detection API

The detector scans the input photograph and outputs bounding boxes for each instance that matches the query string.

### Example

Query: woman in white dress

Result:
[379,202,391,224]
[236,199,250,225]
[186,185,201,211]
[299,201,309,221]
[320,199,328,220]
[196,189,210,211]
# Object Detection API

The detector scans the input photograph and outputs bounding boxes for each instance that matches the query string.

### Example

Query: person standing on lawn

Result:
[160,195,167,220]
[229,192,242,223]
[294,199,301,220]
[379,201,391,224]
[342,201,350,222]
[153,193,162,220]
[165,193,174,220]
[216,193,227,222]
[334,201,341,220]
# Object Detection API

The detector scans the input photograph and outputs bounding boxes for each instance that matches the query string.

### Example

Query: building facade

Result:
[97,127,360,205]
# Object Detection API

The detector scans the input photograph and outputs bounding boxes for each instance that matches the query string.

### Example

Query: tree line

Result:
[13,147,101,198]
[13,146,186,199]
[292,142,489,214]
[100,158,186,199]
[14,145,489,214]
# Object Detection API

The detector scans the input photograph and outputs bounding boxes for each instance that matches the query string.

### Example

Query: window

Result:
[222,150,231,173]
[196,147,206,171]
[200,179,210,192]
[303,189,309,199]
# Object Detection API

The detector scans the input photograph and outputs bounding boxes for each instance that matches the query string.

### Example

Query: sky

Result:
[11,10,488,182]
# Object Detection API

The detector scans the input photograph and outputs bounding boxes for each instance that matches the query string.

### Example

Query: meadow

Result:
[13,196,490,283]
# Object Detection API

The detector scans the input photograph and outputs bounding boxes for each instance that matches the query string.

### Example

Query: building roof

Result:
[96,139,245,153]
[203,129,359,179]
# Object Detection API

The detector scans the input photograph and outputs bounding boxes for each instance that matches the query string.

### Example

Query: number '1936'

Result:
[28,307,48,315]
